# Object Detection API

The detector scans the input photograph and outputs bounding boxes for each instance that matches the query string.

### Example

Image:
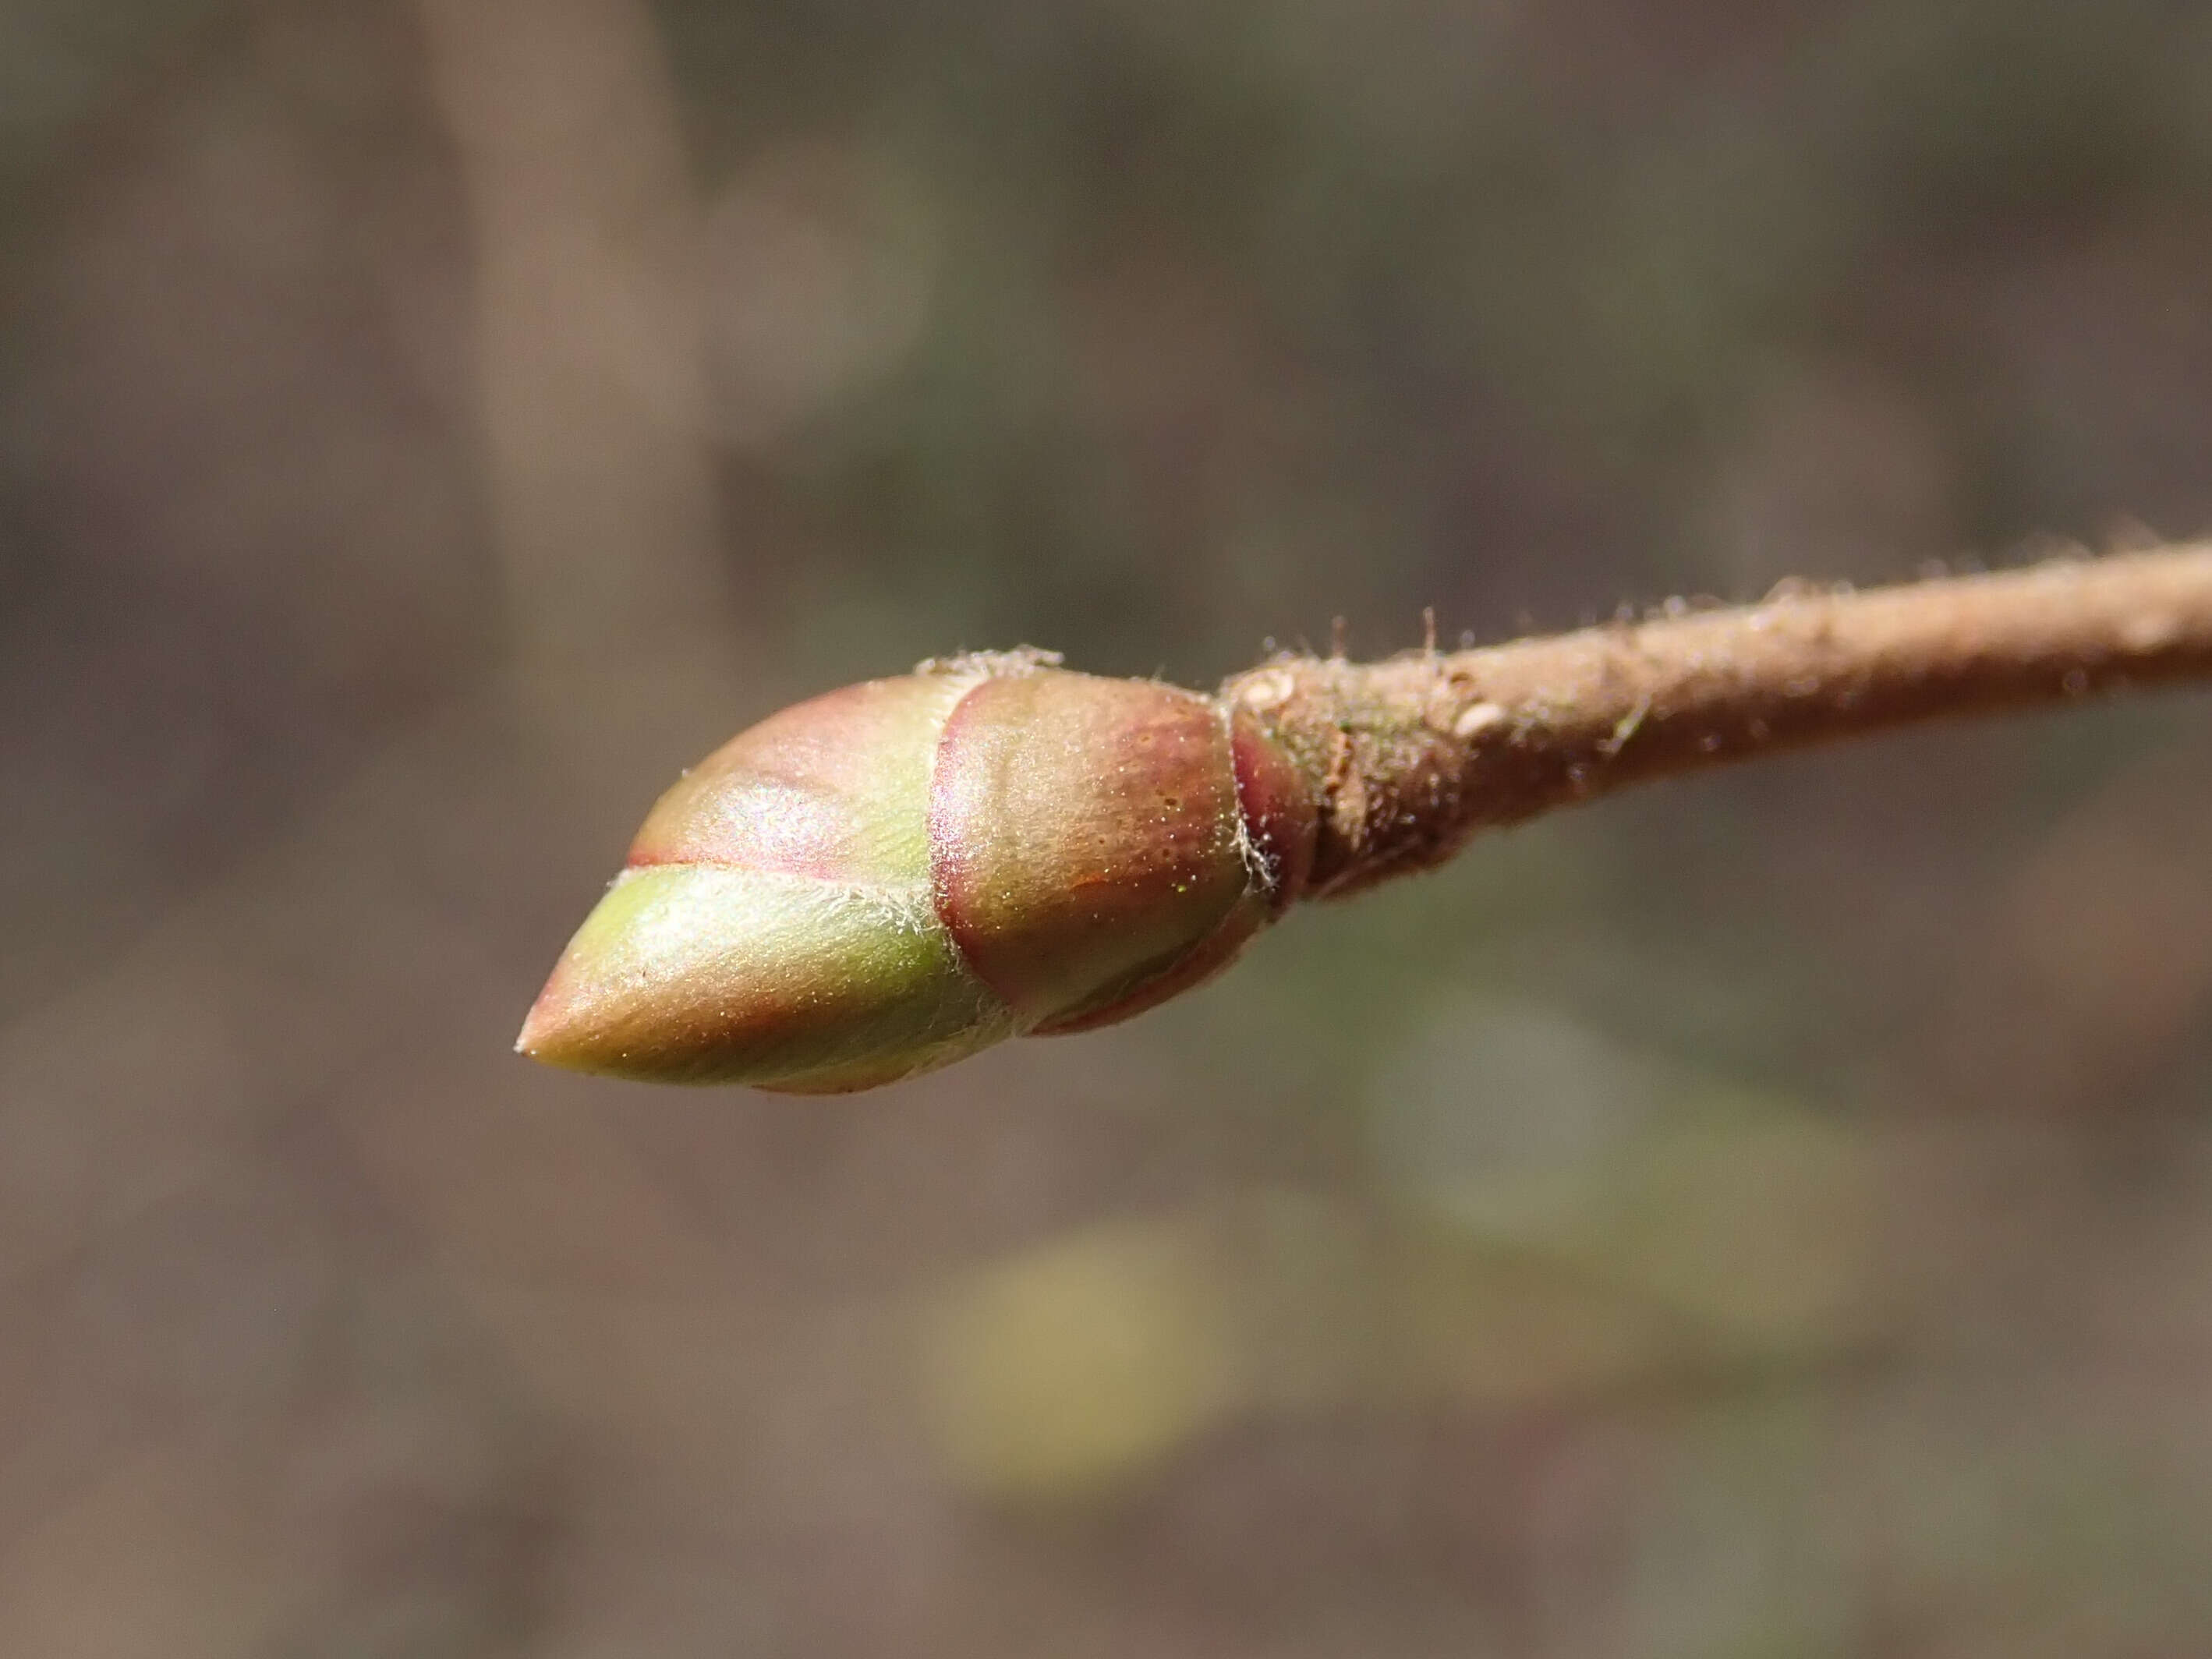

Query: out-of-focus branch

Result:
[416,0,725,672]
[1226,547,2212,897]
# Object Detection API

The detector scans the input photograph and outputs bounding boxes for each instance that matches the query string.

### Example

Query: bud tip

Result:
[511,985,577,1068]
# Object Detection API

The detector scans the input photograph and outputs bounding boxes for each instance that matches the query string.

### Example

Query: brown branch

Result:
[1223,547,2212,900]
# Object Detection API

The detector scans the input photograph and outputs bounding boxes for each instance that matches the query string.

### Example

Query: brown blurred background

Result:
[5,1,2212,1653]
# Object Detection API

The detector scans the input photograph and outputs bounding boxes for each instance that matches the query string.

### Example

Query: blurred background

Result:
[4,0,2212,1653]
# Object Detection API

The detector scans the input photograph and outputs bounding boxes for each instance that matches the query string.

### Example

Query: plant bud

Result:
[518,654,1318,1092]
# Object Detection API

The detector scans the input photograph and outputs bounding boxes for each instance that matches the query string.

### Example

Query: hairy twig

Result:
[1225,547,2212,897]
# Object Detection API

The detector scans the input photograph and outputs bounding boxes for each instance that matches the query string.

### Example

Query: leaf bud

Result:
[518,655,1316,1092]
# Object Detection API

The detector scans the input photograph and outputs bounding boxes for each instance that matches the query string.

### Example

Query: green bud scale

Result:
[518,651,1317,1093]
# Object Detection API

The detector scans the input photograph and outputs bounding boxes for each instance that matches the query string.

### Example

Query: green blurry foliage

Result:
[917,1070,1879,1504]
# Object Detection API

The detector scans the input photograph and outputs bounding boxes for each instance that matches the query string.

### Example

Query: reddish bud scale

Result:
[518,655,1318,1092]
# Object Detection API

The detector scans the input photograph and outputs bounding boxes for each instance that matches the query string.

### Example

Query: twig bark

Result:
[1224,547,2212,899]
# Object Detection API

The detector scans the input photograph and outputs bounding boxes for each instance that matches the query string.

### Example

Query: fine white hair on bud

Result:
[518,656,1317,1093]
